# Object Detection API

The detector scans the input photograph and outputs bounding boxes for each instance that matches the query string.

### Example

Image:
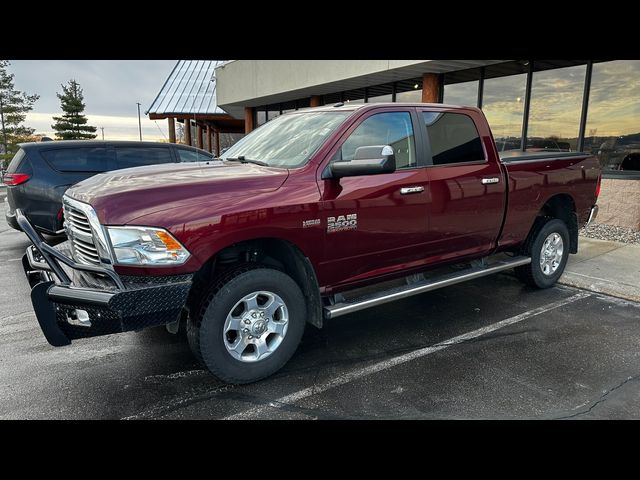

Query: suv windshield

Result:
[220,111,350,168]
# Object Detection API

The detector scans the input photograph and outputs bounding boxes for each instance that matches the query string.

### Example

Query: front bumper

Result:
[17,209,193,347]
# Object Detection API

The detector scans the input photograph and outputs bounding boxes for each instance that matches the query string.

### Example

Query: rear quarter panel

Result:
[498,154,600,249]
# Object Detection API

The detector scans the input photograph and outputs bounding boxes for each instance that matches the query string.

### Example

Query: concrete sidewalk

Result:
[560,237,640,302]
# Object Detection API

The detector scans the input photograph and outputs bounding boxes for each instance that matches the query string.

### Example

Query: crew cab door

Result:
[317,108,430,287]
[418,108,506,260]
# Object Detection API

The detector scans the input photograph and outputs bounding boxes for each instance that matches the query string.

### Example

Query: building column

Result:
[214,129,220,157]
[167,117,176,143]
[310,95,322,107]
[421,73,441,103]
[244,107,254,134]
[206,125,213,153]
[197,124,204,149]
[184,119,192,146]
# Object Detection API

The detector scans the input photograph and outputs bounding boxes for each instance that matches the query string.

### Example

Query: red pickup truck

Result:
[17,103,601,383]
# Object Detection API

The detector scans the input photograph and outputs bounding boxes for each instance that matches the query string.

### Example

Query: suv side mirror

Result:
[325,145,396,179]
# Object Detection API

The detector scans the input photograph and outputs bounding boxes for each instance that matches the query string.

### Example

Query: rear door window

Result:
[6,148,27,173]
[176,147,212,162]
[41,147,112,172]
[422,112,485,165]
[115,147,174,169]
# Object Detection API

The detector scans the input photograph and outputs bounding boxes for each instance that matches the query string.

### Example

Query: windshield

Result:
[220,111,350,168]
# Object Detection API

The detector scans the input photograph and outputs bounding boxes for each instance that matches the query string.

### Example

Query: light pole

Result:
[136,102,142,141]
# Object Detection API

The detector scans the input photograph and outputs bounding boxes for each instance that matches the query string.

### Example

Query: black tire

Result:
[515,218,570,289]
[186,265,261,366]
[196,267,306,384]
[186,315,204,365]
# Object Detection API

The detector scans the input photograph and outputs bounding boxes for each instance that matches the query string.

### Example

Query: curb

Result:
[559,273,640,304]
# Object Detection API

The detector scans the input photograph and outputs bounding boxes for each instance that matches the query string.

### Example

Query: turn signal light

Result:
[595,174,601,198]
[3,173,31,186]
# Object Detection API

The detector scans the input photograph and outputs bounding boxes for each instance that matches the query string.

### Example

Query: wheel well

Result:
[621,153,640,171]
[187,238,324,329]
[531,194,578,253]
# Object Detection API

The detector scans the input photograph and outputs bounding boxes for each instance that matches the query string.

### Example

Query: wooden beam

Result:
[421,73,441,103]
[196,125,204,149]
[310,95,322,107]
[184,119,192,146]
[244,107,254,134]
[206,125,213,153]
[215,129,220,157]
[167,117,176,143]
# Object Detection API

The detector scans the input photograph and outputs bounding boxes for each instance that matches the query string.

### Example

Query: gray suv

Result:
[4,140,214,234]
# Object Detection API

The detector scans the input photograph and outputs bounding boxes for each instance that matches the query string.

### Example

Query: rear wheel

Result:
[192,267,306,384]
[515,218,570,289]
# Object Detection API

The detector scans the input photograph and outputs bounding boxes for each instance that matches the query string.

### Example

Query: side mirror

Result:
[325,145,396,179]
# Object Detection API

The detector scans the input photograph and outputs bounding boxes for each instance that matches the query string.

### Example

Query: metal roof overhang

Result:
[216,60,511,118]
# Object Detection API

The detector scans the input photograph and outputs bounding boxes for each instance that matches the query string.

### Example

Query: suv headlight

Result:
[106,226,191,266]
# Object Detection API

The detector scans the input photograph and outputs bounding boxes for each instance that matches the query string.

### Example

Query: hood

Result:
[66,160,289,225]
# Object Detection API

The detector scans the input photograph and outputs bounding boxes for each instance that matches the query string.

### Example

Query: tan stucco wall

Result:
[215,60,428,106]
[596,179,640,230]
[215,60,508,115]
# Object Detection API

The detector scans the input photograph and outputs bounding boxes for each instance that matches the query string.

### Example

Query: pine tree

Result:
[0,60,39,165]
[51,80,97,140]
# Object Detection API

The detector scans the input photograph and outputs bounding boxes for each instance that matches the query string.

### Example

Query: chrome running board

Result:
[323,256,531,319]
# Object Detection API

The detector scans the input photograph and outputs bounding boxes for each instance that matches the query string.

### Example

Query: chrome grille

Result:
[63,202,101,265]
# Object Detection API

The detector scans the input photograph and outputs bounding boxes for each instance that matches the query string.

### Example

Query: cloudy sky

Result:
[7,60,178,141]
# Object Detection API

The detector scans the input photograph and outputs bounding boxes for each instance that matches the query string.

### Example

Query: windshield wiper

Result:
[224,156,269,167]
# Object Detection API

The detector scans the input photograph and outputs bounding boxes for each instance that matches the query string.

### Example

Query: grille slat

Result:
[63,203,101,266]
[73,242,100,260]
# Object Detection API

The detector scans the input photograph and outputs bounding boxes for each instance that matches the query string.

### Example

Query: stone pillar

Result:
[168,117,176,143]
[421,73,441,103]
[244,107,254,134]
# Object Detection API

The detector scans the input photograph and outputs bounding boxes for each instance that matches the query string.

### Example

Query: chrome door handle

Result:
[481,177,500,184]
[400,186,424,195]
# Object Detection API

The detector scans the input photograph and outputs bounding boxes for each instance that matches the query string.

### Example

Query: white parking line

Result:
[224,292,591,420]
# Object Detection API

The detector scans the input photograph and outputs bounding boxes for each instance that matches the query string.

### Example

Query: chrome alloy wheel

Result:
[539,233,564,276]
[223,291,289,362]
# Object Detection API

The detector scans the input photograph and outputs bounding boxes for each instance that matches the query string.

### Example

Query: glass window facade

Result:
[396,89,422,102]
[249,60,638,176]
[526,64,586,151]
[368,93,393,103]
[256,108,266,127]
[482,73,527,152]
[584,60,640,174]
[443,81,479,107]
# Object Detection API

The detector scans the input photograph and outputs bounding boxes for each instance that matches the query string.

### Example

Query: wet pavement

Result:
[1,202,640,419]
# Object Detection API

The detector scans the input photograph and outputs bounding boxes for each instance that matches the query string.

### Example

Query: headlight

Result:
[106,226,190,266]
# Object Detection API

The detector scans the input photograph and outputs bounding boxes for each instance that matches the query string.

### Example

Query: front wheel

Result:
[195,267,306,384]
[515,218,570,289]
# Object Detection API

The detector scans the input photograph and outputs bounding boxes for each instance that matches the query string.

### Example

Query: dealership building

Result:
[154,60,640,230]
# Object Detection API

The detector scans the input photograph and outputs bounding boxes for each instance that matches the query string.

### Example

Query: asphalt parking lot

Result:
[1,200,640,419]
